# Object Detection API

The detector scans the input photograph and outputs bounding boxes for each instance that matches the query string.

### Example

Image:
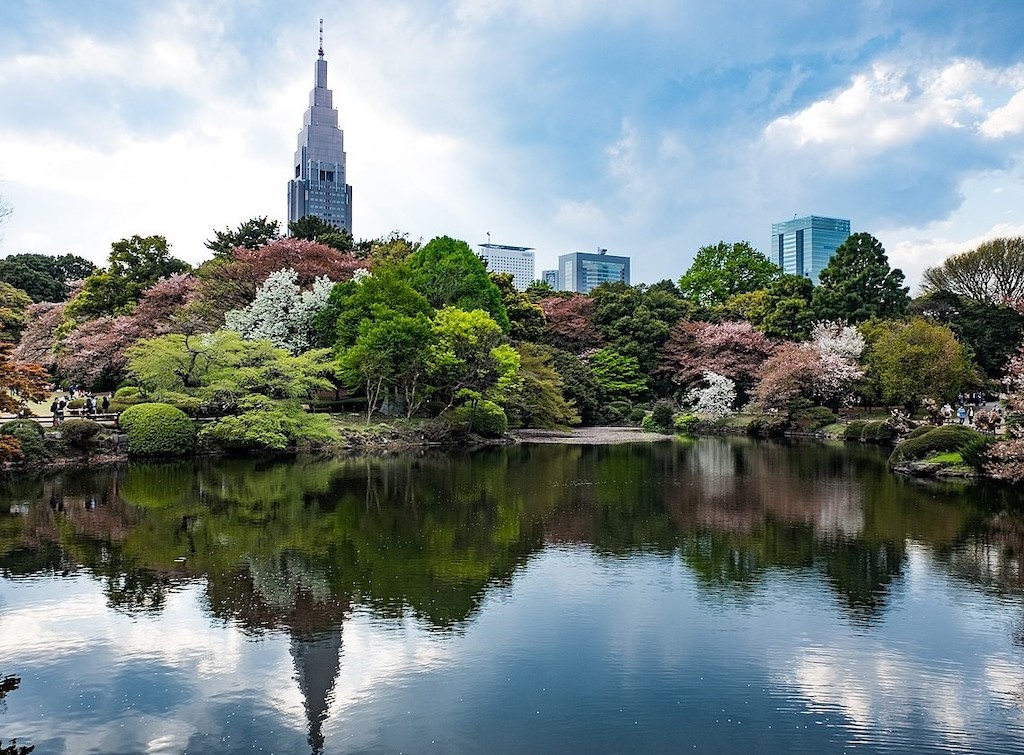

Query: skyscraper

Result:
[287,21,353,233]
[477,243,535,290]
[558,249,630,294]
[770,215,850,284]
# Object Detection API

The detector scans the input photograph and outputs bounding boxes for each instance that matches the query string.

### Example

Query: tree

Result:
[860,317,977,411]
[0,282,32,342]
[590,282,690,373]
[288,215,354,252]
[427,307,519,410]
[407,236,509,331]
[366,231,420,266]
[678,241,783,307]
[491,272,545,342]
[225,268,333,354]
[108,235,190,288]
[0,253,96,302]
[811,233,909,324]
[684,371,736,419]
[0,341,50,413]
[588,347,648,402]
[503,343,580,429]
[985,344,1024,481]
[725,274,815,340]
[538,295,603,354]
[12,301,66,373]
[909,290,1024,379]
[548,348,602,425]
[205,216,281,256]
[656,320,775,402]
[922,237,1024,306]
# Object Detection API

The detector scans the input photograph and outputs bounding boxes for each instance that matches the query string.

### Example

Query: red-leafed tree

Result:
[0,341,51,412]
[538,296,603,354]
[656,320,775,401]
[191,238,364,327]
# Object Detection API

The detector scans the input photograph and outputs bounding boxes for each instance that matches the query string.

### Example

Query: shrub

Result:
[842,420,866,440]
[0,419,48,460]
[860,421,898,444]
[673,413,700,435]
[66,398,86,410]
[906,424,938,440]
[649,400,674,429]
[199,397,337,452]
[790,405,838,431]
[746,414,788,438]
[114,386,143,400]
[640,412,657,432]
[450,400,508,437]
[60,418,104,451]
[118,403,196,456]
[628,407,648,424]
[606,400,632,424]
[889,424,987,464]
[960,435,996,471]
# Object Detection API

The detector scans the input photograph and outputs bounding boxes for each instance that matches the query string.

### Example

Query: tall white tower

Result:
[287,20,353,233]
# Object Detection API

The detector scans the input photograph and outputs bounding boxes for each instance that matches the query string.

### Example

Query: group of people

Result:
[49,392,110,425]
[939,396,1003,432]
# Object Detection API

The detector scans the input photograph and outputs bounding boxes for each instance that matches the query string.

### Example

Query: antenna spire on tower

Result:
[318,19,324,59]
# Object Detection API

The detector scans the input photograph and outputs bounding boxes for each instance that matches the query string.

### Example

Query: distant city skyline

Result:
[559,249,631,294]
[4,3,1024,290]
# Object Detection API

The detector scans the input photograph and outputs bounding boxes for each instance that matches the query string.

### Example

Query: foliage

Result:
[0,419,46,461]
[0,434,23,463]
[503,343,580,429]
[118,403,196,456]
[588,347,648,402]
[842,420,867,440]
[492,273,546,342]
[657,320,774,401]
[318,266,433,349]
[59,418,104,451]
[199,395,336,452]
[860,317,977,411]
[673,413,700,435]
[427,307,520,410]
[909,291,1024,379]
[407,236,509,331]
[205,216,281,257]
[538,295,602,354]
[0,252,95,302]
[888,425,986,464]
[811,233,909,324]
[0,281,32,342]
[725,274,816,340]
[650,399,676,429]
[0,342,50,414]
[590,282,689,372]
[789,404,838,431]
[449,398,509,437]
[13,301,66,373]
[288,215,354,252]
[684,371,736,419]
[959,435,995,471]
[985,344,1024,481]
[225,268,334,354]
[547,348,602,425]
[859,420,899,444]
[366,230,420,267]
[746,415,789,438]
[678,241,783,307]
[190,239,363,328]
[921,237,1024,306]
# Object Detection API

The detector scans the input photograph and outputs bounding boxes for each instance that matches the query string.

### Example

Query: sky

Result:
[3,1,1024,291]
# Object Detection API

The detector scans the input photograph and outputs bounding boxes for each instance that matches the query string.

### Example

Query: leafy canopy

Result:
[678,241,783,307]
[811,232,909,324]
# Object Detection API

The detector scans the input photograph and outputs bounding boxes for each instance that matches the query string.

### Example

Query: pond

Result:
[1,437,1024,754]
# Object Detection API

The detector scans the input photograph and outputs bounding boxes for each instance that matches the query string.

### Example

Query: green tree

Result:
[678,241,783,307]
[503,343,580,429]
[205,216,281,256]
[725,274,815,340]
[548,348,602,425]
[909,291,1024,379]
[921,237,1024,305]
[288,216,353,252]
[427,307,520,410]
[591,282,689,373]
[589,347,648,402]
[812,233,909,324]
[861,317,978,411]
[407,236,509,331]
[0,252,96,302]
[108,235,190,287]
[366,231,420,266]
[491,272,546,342]
[0,282,32,342]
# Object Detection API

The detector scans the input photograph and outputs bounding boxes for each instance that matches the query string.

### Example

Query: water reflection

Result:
[0,439,1023,753]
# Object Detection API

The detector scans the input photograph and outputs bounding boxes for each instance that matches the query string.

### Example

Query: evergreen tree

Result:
[811,232,909,324]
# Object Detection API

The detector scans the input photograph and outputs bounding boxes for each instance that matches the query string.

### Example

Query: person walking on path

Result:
[956,405,967,424]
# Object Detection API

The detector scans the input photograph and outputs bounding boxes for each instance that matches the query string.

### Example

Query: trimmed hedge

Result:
[118,403,196,457]
[60,418,104,451]
[889,424,987,464]
[0,419,47,460]
[747,415,788,438]
[842,420,866,440]
[790,405,838,431]
[450,400,508,437]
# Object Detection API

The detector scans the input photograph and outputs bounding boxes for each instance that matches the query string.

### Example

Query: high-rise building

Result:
[287,21,353,233]
[477,243,535,290]
[541,269,558,289]
[770,215,850,284]
[558,248,630,294]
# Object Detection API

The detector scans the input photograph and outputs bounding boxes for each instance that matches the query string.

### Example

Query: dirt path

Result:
[511,427,674,444]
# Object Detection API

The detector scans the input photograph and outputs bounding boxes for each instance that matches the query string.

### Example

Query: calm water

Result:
[2,438,1024,754]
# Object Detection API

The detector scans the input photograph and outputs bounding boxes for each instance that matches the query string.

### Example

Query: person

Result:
[967,405,975,424]
[101,395,110,413]
[54,396,66,426]
[940,403,953,424]
[956,405,966,424]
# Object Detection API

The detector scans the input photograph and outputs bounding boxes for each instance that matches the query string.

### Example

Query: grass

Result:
[925,452,964,465]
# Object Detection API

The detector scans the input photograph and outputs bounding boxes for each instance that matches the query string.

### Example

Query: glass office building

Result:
[287,28,353,233]
[770,216,850,284]
[558,250,630,294]
[477,244,535,290]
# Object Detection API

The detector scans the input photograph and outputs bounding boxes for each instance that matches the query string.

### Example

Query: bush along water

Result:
[888,424,988,470]
[118,403,196,457]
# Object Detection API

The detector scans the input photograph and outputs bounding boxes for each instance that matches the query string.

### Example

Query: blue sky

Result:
[3,1,1024,290]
